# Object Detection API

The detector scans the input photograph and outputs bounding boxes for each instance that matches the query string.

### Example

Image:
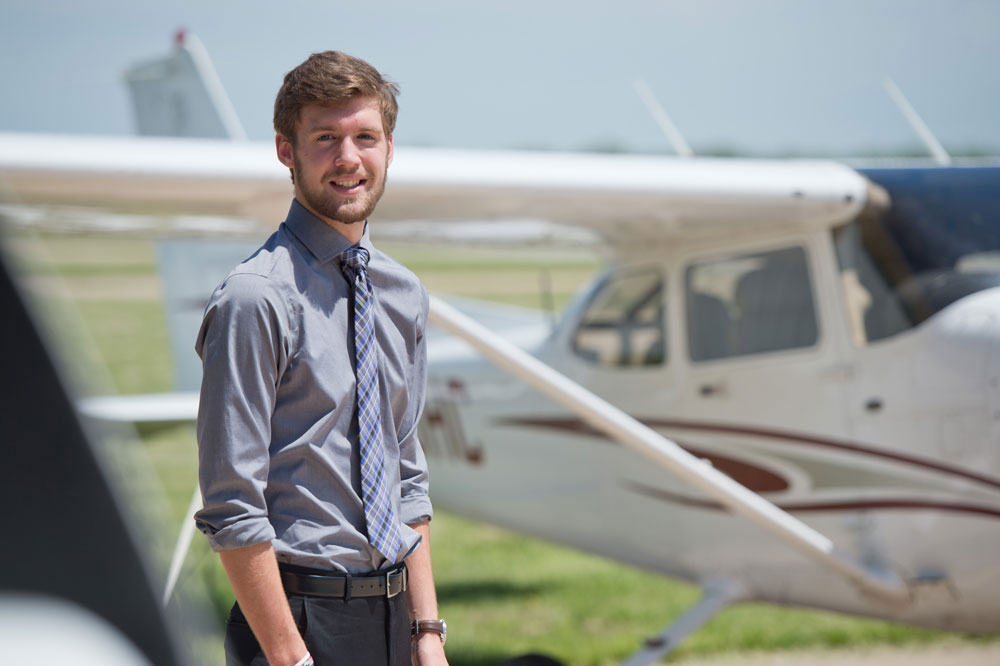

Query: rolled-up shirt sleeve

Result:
[194,273,290,551]
[397,285,433,525]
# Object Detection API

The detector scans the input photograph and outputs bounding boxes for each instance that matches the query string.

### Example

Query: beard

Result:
[294,155,388,225]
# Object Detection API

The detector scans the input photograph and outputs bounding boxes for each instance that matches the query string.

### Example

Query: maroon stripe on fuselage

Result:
[644,418,1000,491]
[626,481,1000,519]
[496,416,1000,492]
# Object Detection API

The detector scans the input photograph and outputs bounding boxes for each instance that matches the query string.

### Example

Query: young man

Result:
[195,51,448,666]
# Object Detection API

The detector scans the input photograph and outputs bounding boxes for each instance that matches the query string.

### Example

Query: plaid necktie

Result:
[340,246,401,561]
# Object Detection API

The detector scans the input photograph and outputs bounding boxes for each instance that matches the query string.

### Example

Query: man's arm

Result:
[197,278,303,660]
[219,542,309,666]
[406,520,449,665]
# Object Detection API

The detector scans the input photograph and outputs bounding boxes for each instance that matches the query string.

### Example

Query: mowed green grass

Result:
[9,230,996,665]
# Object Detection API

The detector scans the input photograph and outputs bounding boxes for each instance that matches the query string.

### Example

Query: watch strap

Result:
[411,618,447,644]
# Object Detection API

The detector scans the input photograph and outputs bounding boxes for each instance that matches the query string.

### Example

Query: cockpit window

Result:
[685,246,818,361]
[572,268,665,367]
[836,167,1000,344]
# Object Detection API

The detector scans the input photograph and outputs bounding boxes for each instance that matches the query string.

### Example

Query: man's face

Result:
[276,97,393,229]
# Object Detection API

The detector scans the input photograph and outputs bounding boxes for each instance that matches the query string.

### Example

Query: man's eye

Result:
[359,133,376,141]
[318,134,334,141]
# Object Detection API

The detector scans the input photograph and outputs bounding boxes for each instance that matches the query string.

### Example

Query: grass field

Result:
[7,228,996,666]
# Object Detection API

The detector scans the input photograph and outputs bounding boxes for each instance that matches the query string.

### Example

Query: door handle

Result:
[699,382,725,397]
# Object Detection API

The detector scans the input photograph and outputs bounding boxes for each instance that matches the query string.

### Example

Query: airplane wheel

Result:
[498,654,565,666]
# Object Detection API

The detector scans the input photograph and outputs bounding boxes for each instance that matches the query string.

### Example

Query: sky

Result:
[2,0,998,157]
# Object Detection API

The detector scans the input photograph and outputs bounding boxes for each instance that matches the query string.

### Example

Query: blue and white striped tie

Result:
[341,246,401,561]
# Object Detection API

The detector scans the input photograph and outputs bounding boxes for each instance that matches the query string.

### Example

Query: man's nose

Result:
[334,138,361,168]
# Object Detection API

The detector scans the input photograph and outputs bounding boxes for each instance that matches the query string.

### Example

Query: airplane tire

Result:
[499,654,565,666]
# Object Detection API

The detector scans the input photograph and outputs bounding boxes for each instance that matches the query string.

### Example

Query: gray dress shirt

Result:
[194,199,432,573]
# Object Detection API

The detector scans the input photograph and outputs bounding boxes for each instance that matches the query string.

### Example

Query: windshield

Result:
[571,267,666,367]
[835,166,1000,343]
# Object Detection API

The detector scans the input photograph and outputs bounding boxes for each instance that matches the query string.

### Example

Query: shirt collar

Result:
[283,198,374,264]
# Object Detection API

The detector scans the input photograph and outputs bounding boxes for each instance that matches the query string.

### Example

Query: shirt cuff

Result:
[196,516,277,552]
[400,494,434,525]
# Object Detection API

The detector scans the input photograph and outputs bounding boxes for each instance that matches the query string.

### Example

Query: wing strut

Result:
[427,296,912,605]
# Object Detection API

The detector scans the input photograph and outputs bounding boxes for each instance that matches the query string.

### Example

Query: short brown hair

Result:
[273,51,399,142]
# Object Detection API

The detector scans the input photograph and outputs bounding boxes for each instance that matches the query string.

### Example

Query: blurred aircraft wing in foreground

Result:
[0,248,190,665]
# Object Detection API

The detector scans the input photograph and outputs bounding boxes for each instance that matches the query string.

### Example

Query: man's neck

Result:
[323,218,365,246]
[294,198,365,245]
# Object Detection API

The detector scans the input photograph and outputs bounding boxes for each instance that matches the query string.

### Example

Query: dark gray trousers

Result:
[224,591,410,666]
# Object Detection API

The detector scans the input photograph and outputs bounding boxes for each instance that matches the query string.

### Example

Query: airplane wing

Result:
[0,131,873,428]
[0,133,290,224]
[0,132,871,251]
[0,133,874,421]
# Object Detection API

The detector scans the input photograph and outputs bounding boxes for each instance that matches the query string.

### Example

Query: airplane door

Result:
[675,242,852,479]
[830,216,998,473]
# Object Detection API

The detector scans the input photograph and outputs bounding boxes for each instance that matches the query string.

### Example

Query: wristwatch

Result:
[411,618,447,645]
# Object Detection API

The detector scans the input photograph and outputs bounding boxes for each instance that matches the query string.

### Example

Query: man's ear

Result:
[276,134,295,168]
[386,133,394,167]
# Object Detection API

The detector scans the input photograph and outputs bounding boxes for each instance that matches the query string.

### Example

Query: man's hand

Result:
[413,632,449,665]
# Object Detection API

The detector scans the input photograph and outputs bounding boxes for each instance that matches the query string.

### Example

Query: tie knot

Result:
[340,246,370,272]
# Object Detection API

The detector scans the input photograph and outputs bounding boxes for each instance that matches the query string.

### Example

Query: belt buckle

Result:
[386,567,406,598]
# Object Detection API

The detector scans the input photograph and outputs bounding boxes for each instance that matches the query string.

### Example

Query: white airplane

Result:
[1,33,998,666]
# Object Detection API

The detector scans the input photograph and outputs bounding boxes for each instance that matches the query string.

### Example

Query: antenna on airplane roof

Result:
[632,76,695,158]
[883,77,951,166]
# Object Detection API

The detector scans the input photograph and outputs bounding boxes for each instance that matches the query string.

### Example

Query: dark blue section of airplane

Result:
[858,166,1000,269]
[856,165,1000,320]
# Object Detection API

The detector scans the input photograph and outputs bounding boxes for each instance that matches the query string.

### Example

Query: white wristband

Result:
[292,653,313,666]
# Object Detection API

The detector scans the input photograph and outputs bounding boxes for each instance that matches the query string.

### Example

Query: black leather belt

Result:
[279,564,407,600]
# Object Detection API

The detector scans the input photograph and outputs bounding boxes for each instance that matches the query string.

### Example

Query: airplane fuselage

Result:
[420,165,1000,633]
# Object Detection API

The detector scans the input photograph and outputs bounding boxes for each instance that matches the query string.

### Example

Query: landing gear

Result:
[621,578,745,666]
[497,579,744,666]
